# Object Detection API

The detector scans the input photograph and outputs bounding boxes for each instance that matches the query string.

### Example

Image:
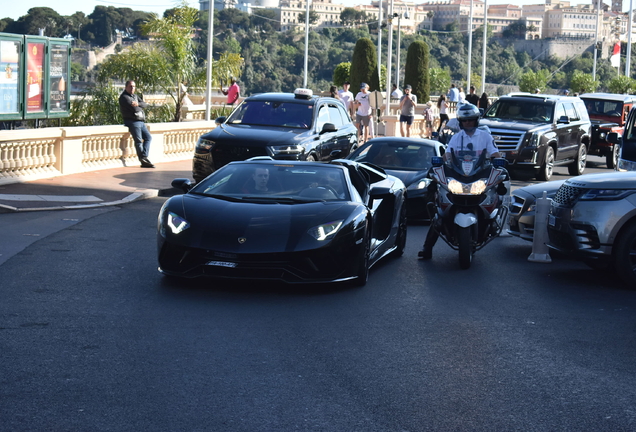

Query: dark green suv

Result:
[480,93,592,181]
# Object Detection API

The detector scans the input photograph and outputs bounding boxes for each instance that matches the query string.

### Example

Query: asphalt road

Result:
[1,186,635,430]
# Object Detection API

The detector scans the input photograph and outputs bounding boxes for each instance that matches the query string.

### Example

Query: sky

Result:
[1,0,627,21]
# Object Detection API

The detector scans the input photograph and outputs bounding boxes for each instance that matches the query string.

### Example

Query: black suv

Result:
[480,93,591,181]
[192,88,359,183]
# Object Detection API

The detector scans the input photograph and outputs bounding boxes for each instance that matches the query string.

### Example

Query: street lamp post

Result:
[384,0,394,117]
[205,0,214,121]
[395,10,409,89]
[377,0,382,87]
[466,0,474,91]
[481,0,487,94]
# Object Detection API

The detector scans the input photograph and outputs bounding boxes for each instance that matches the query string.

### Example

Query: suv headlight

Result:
[268,145,304,156]
[580,189,635,201]
[527,132,540,148]
[195,138,215,154]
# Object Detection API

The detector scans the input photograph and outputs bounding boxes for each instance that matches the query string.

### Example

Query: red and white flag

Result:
[610,42,621,68]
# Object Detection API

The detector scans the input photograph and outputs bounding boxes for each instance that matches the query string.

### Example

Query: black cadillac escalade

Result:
[480,93,591,181]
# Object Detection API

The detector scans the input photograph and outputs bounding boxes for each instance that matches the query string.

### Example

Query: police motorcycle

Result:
[427,143,509,269]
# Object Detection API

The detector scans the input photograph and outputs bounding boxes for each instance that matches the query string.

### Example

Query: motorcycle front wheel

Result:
[458,226,473,269]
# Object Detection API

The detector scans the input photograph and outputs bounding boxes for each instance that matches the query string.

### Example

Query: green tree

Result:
[99,1,243,122]
[518,69,549,92]
[608,75,636,94]
[298,10,320,25]
[428,68,450,95]
[403,40,430,103]
[333,62,351,86]
[349,38,379,92]
[569,70,598,94]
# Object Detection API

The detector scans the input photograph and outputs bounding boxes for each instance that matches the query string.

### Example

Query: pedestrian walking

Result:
[478,92,490,111]
[119,80,154,168]
[338,81,354,117]
[466,85,479,105]
[221,77,240,105]
[437,94,449,134]
[398,84,417,137]
[447,84,459,103]
[354,82,373,144]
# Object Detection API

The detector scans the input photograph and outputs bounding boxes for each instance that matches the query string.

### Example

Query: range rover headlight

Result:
[268,145,304,156]
[580,189,635,201]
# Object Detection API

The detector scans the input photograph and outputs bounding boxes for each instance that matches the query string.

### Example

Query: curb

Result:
[0,189,160,213]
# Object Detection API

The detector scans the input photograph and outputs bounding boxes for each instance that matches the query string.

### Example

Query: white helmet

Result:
[456,103,480,130]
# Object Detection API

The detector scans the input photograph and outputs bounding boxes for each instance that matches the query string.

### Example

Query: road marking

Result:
[0,194,103,202]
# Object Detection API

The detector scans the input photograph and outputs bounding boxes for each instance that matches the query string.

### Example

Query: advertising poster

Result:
[49,42,68,112]
[27,42,45,113]
[0,40,20,114]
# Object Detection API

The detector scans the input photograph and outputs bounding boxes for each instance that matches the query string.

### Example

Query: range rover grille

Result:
[553,184,586,207]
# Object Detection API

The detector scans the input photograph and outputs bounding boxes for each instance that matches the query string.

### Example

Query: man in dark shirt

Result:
[465,85,479,106]
[119,80,154,168]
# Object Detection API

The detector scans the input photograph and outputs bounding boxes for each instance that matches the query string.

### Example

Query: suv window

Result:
[555,104,566,120]
[564,103,579,121]
[226,100,313,129]
[328,104,344,128]
[485,99,553,123]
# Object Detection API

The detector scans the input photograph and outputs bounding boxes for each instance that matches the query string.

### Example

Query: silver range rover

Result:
[547,171,636,287]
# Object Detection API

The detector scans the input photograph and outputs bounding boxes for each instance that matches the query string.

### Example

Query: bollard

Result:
[528,191,552,263]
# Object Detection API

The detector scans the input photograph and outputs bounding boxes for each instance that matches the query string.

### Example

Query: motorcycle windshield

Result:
[447,149,489,178]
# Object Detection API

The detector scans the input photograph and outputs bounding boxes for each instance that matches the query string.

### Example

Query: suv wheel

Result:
[568,143,587,176]
[306,154,316,162]
[537,146,554,181]
[607,144,620,170]
[614,222,636,288]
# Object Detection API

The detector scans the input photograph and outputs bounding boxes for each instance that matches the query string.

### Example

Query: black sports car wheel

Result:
[614,222,636,288]
[568,143,587,176]
[392,199,407,258]
[353,227,370,286]
[458,226,473,269]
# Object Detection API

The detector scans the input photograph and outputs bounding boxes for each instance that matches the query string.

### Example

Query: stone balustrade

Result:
[0,99,459,186]
[0,121,215,185]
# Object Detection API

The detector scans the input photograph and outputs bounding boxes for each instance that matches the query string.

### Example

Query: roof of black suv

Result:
[245,90,341,106]
[502,93,581,102]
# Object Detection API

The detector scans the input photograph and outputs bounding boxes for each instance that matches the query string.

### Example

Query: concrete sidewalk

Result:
[0,159,192,212]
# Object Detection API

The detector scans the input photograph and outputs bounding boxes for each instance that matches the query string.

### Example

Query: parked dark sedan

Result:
[192,88,359,182]
[158,159,407,286]
[346,137,445,219]
[508,180,564,241]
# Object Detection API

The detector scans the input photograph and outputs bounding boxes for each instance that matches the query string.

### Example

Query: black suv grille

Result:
[553,184,586,207]
[488,128,525,152]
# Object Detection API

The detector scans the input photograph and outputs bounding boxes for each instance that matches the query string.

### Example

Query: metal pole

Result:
[627,0,633,77]
[593,0,601,80]
[205,0,214,121]
[395,13,401,88]
[303,0,310,88]
[481,0,487,94]
[466,0,474,91]
[385,0,394,117]
[377,0,382,84]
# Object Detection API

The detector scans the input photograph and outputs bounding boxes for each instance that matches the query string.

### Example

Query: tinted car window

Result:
[583,99,622,116]
[226,101,313,129]
[485,100,552,122]
[193,163,350,201]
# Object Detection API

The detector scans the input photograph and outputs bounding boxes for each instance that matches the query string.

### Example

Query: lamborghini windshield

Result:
[191,163,350,202]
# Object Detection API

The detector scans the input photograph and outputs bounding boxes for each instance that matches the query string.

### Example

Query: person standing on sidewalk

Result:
[119,80,154,168]
[221,77,240,106]
[398,84,417,137]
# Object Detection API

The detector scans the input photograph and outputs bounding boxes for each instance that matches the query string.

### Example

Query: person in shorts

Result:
[398,84,417,137]
[354,82,372,143]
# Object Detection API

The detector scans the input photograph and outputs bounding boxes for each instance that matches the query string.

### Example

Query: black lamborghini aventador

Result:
[158,158,407,286]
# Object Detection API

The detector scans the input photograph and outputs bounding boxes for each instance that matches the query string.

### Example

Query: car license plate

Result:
[548,214,556,227]
[206,261,237,268]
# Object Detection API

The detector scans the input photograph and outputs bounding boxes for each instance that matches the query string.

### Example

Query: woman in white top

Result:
[437,94,449,134]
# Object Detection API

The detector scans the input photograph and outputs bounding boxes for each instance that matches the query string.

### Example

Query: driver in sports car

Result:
[243,167,272,194]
